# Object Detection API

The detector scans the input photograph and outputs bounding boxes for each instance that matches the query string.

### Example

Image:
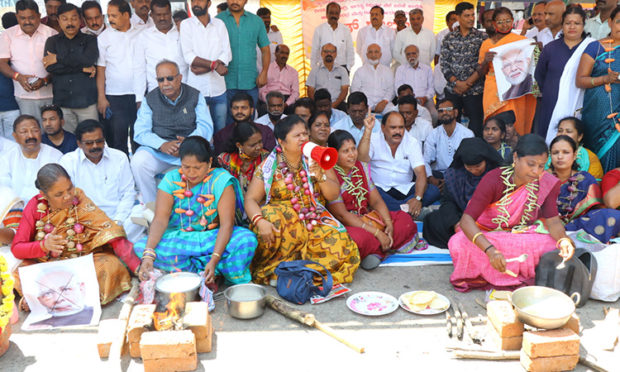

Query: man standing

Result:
[0,115,62,202]
[180,0,231,133]
[134,0,188,104]
[306,43,349,112]
[356,6,395,67]
[131,60,213,203]
[441,2,487,137]
[40,104,77,154]
[398,95,432,147]
[255,91,286,130]
[97,0,143,154]
[351,44,394,114]
[60,120,144,242]
[256,7,283,70]
[331,92,381,145]
[43,3,99,134]
[81,1,106,36]
[539,0,565,47]
[395,45,437,125]
[0,0,56,123]
[586,0,615,40]
[522,1,546,40]
[130,0,154,29]
[435,10,458,65]
[217,0,270,111]
[258,44,299,114]
[393,10,407,33]
[212,91,275,156]
[41,0,64,32]
[310,2,354,71]
[0,13,20,139]
[393,9,435,67]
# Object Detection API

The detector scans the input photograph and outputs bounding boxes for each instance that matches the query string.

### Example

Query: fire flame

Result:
[153,292,186,331]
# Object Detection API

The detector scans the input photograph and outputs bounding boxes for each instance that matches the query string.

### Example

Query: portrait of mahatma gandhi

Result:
[499,47,533,101]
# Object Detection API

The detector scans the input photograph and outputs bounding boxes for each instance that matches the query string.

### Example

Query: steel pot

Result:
[511,286,579,329]
[155,272,202,303]
[224,283,266,319]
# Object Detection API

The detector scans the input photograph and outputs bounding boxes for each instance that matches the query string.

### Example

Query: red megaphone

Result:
[302,142,338,170]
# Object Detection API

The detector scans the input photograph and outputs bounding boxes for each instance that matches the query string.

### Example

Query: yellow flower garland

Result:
[0,255,15,332]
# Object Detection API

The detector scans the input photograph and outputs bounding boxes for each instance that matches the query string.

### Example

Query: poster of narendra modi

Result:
[491,39,536,102]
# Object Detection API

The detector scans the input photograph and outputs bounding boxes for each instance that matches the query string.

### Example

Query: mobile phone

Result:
[400,204,410,213]
[528,18,533,25]
[105,107,113,120]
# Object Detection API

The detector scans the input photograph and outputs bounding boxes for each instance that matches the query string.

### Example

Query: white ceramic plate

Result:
[399,291,451,315]
[346,291,399,316]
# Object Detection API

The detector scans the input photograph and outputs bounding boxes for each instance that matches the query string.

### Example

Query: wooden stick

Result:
[453,350,520,360]
[452,301,464,341]
[445,311,453,338]
[265,295,365,353]
[108,281,140,362]
[458,302,483,345]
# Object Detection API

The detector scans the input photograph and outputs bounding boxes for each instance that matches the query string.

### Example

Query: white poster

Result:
[491,39,536,102]
[19,254,101,331]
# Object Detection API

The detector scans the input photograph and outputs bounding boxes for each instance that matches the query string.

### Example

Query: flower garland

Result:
[599,39,620,133]
[0,255,15,332]
[34,194,84,258]
[171,169,218,232]
[334,164,367,214]
[279,152,322,231]
[491,166,540,231]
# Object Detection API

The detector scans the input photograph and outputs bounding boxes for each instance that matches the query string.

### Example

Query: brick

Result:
[486,322,522,351]
[561,313,580,335]
[129,342,141,358]
[140,330,196,360]
[196,318,213,353]
[127,304,156,345]
[523,328,580,358]
[520,349,579,372]
[143,354,198,372]
[487,300,524,338]
[97,319,129,358]
[183,302,210,340]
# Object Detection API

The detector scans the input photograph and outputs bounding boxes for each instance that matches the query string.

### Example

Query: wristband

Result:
[210,61,217,71]
[13,72,19,80]
[484,245,495,253]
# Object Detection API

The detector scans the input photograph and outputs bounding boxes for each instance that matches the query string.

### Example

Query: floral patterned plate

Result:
[346,291,399,316]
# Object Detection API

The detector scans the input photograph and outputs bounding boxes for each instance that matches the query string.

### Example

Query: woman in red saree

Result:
[448,135,575,292]
[12,164,140,305]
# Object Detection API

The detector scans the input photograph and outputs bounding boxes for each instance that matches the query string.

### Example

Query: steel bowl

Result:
[224,283,266,319]
[155,272,202,302]
[511,286,579,329]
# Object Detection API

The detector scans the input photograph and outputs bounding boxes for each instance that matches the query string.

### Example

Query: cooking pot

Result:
[224,283,266,319]
[511,286,579,329]
[155,272,202,303]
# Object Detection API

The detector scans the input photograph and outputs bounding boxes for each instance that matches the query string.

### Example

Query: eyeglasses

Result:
[438,107,454,112]
[495,20,513,25]
[156,75,177,83]
[81,138,105,146]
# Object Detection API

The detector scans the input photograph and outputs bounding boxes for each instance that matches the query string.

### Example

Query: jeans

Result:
[377,184,441,212]
[444,89,484,137]
[61,104,98,133]
[205,93,227,134]
[103,94,137,155]
[226,87,258,125]
[15,97,53,123]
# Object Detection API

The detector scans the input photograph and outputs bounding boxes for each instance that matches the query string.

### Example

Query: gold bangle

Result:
[472,232,484,244]
[373,229,379,237]
[212,252,221,258]
[591,77,595,87]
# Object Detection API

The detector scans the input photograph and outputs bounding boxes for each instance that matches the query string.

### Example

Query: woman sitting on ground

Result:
[136,136,257,285]
[549,135,620,242]
[602,167,620,208]
[218,121,269,193]
[12,164,140,306]
[308,112,331,147]
[448,134,575,292]
[326,130,417,270]
[424,138,503,248]
[483,116,512,163]
[245,115,360,285]
[545,116,603,180]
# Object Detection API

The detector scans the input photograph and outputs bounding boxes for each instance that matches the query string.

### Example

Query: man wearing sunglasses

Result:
[59,119,144,242]
[131,60,213,204]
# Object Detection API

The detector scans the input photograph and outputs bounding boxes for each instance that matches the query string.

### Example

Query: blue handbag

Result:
[274,260,333,304]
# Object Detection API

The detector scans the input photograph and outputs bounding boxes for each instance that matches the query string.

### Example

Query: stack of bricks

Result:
[486,300,524,351]
[140,330,197,372]
[520,328,580,371]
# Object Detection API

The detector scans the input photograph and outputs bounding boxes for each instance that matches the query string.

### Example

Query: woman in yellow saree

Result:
[479,7,537,135]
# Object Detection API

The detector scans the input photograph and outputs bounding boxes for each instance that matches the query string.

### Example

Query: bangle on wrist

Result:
[211,252,221,258]
[484,245,495,254]
[472,232,484,244]
[13,72,19,80]
[373,229,379,237]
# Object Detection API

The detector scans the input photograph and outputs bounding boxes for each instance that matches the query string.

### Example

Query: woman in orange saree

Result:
[479,7,537,135]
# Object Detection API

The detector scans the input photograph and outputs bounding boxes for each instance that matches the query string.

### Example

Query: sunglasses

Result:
[438,107,454,112]
[81,138,105,146]
[156,75,177,83]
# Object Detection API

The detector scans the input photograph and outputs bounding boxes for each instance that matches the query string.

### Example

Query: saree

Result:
[12,189,133,304]
[218,149,269,193]
[250,149,360,285]
[545,146,604,180]
[330,161,417,259]
[448,171,559,292]
[134,168,257,284]
[479,33,537,135]
[582,41,620,172]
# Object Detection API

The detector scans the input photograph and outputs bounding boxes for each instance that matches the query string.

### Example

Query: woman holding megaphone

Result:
[244,115,360,285]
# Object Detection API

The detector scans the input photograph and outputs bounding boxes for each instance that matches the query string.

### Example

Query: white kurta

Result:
[355,25,395,66]
[393,27,436,67]
[351,63,395,111]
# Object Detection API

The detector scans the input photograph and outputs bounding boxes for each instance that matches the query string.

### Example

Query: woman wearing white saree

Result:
[534,5,594,144]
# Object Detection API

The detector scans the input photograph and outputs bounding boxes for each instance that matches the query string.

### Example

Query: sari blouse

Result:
[218,150,269,192]
[557,171,602,223]
[330,161,375,215]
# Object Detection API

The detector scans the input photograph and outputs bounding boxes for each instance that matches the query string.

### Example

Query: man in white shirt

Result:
[522,2,546,40]
[351,44,395,114]
[331,92,381,145]
[255,90,286,130]
[133,0,188,104]
[423,99,473,198]
[0,0,56,123]
[310,2,354,71]
[256,7,283,72]
[59,120,144,242]
[355,6,395,67]
[306,43,349,111]
[395,45,437,125]
[258,45,299,115]
[0,115,62,202]
[314,88,347,125]
[585,0,614,40]
[180,0,231,133]
[130,0,154,29]
[97,0,143,154]
[81,1,106,36]
[538,0,565,47]
[393,9,436,67]
[395,84,432,123]
[357,111,429,218]
[398,95,432,148]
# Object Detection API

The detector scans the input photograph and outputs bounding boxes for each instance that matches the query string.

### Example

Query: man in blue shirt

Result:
[40,104,78,154]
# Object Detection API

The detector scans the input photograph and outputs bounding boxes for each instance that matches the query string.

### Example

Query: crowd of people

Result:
[1,0,620,311]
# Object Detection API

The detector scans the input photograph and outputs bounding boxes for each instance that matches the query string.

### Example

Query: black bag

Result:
[535,248,597,307]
